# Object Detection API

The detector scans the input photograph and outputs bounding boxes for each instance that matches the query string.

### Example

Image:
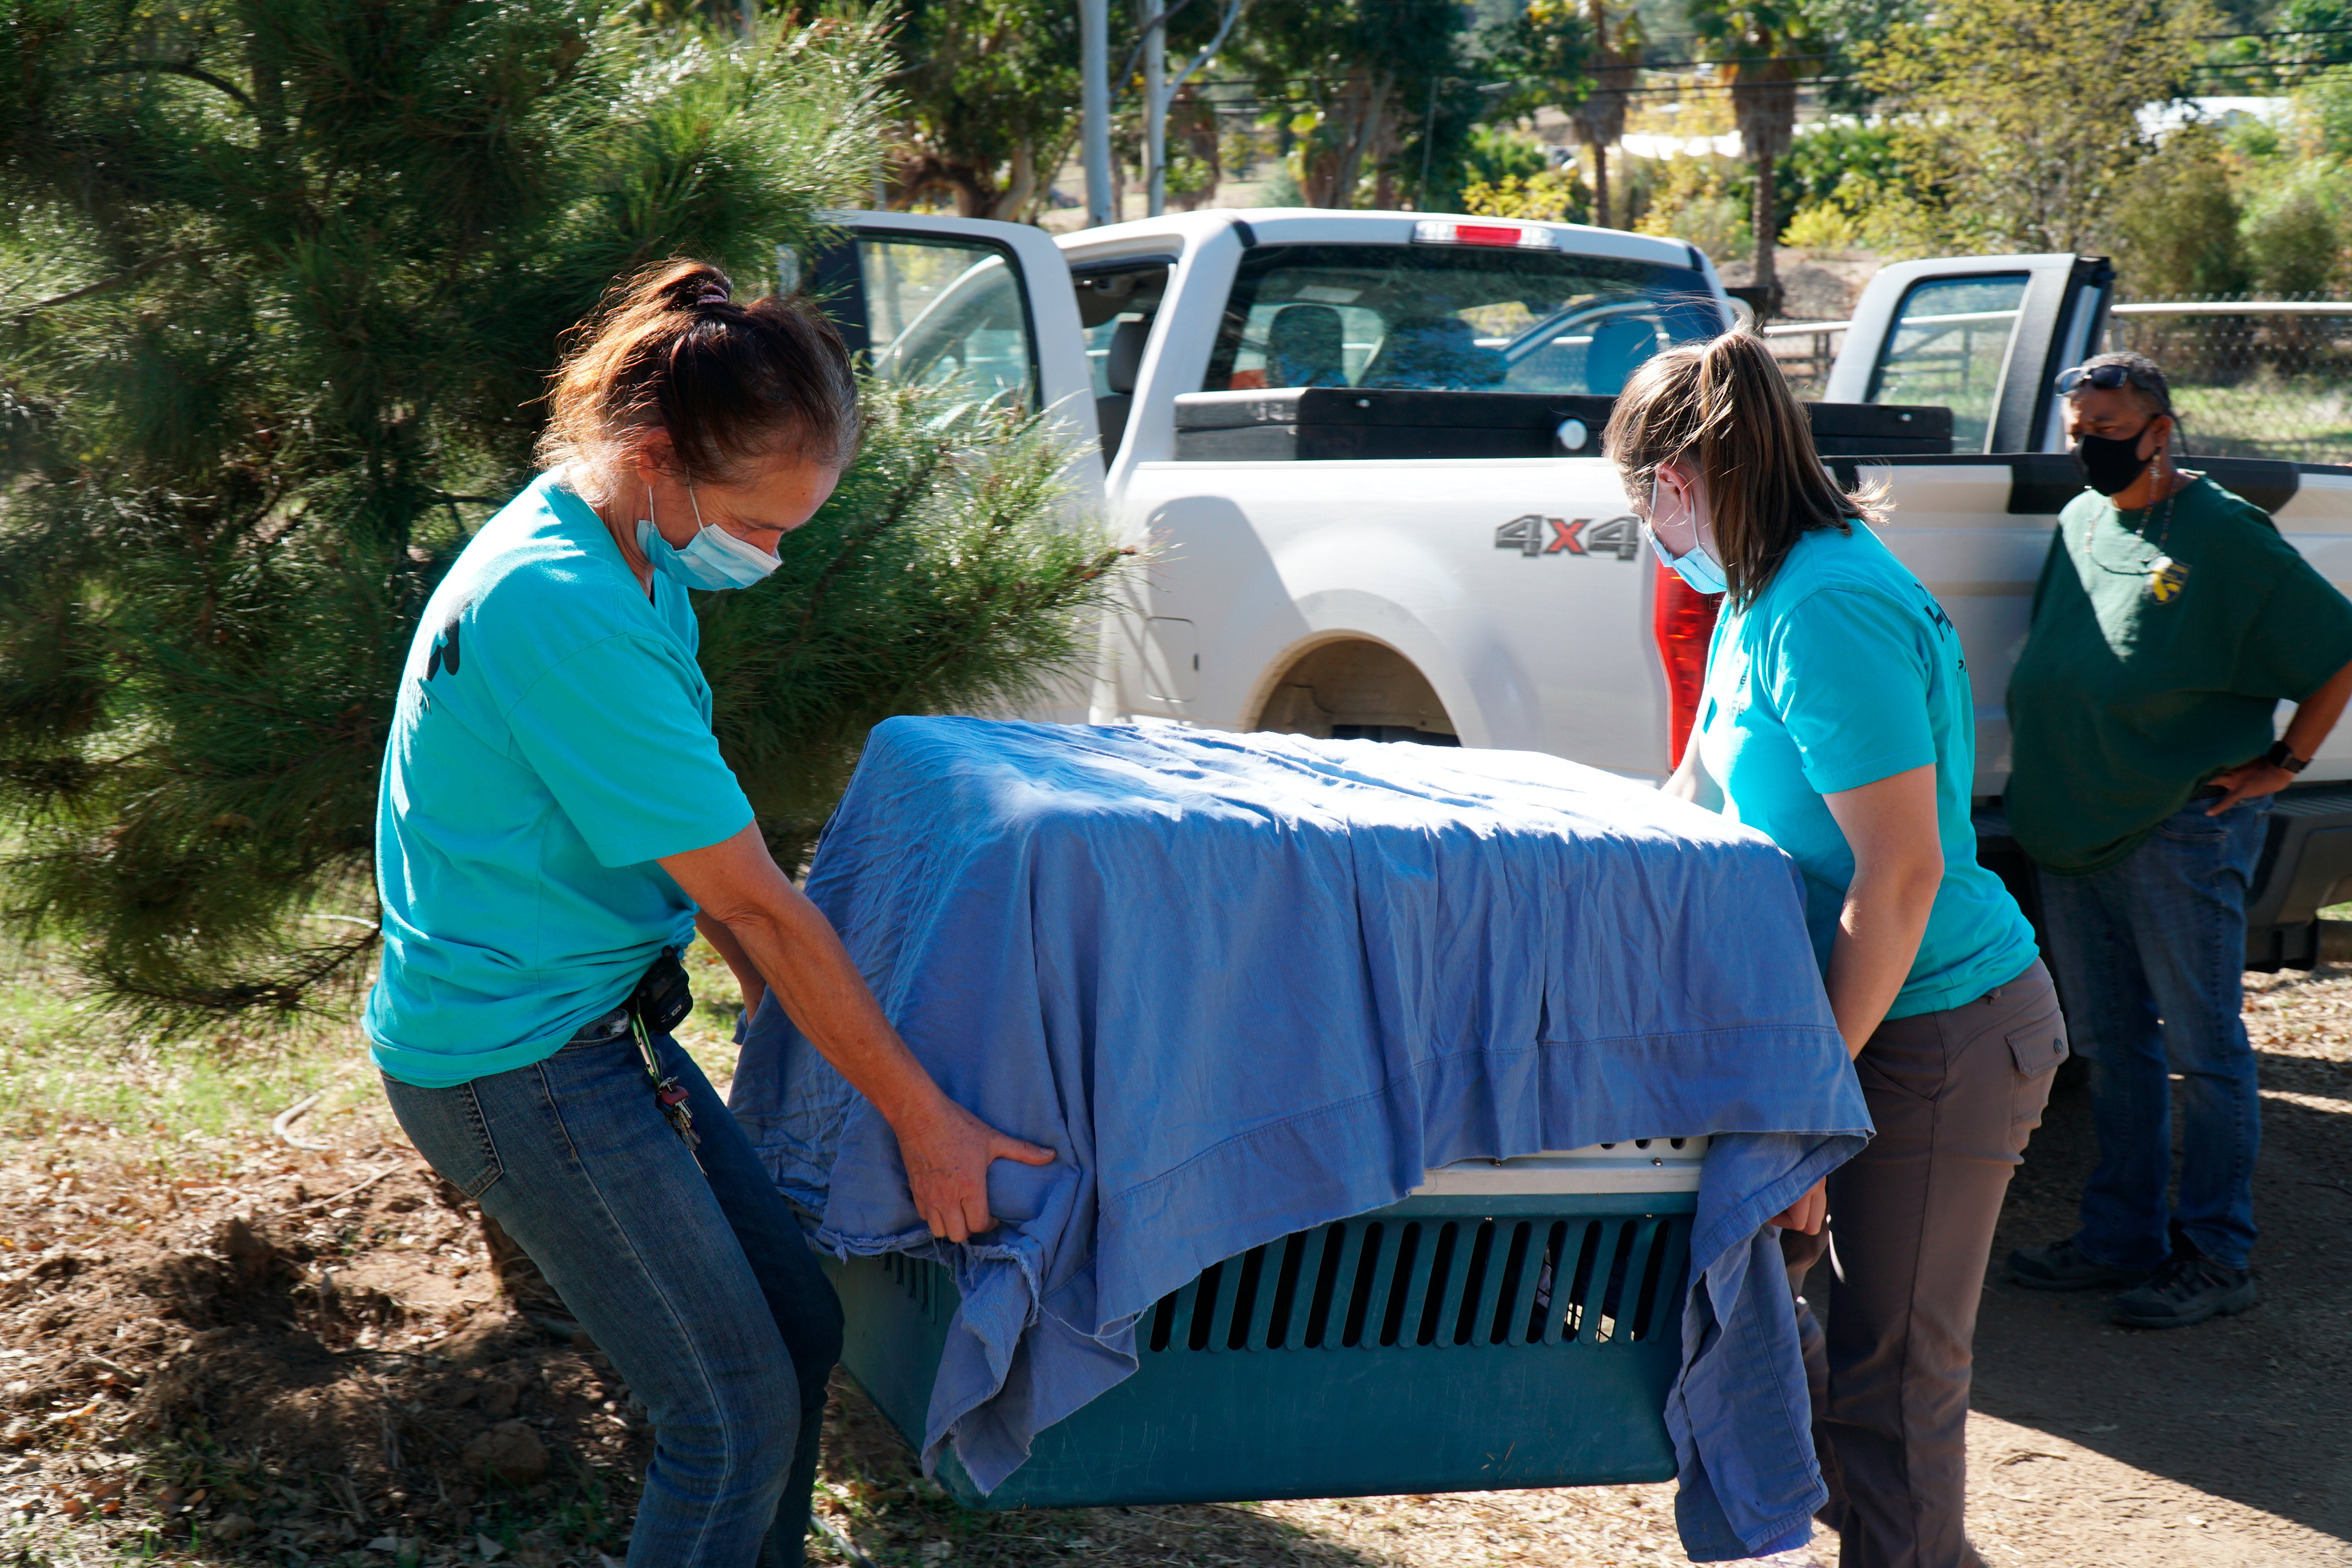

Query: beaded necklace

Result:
[2082,470,2193,605]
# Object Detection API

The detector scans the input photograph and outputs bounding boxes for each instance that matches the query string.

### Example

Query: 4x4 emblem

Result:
[1495,514,1641,559]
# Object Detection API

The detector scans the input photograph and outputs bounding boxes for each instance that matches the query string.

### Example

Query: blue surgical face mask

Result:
[635,485,779,591]
[1644,521,1728,596]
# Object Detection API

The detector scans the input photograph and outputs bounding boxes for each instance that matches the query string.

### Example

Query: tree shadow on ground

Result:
[1956,1063,2352,1546]
[818,1372,1395,1567]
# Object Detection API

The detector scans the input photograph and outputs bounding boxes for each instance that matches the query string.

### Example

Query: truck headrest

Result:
[1268,305,1346,388]
[1105,317,1150,395]
[1586,316,1662,396]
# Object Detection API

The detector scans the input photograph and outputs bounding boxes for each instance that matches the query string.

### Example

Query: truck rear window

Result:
[1203,243,1724,398]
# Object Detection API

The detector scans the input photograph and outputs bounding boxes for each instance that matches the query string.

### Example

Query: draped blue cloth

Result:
[728,717,1868,1559]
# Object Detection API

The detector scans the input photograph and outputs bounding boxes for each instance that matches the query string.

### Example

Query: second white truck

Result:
[805,206,2352,971]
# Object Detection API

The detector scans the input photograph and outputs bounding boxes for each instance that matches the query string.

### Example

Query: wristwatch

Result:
[2263,739,2311,773]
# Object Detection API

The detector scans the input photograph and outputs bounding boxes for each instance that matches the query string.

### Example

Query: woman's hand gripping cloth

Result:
[727,718,1868,1559]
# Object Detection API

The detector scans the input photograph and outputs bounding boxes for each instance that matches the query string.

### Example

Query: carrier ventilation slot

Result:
[1140,1212,1690,1355]
[884,1250,946,1325]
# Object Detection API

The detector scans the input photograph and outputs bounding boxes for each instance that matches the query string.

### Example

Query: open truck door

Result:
[804,210,1105,505]
[800,211,1110,722]
[1824,252,2114,454]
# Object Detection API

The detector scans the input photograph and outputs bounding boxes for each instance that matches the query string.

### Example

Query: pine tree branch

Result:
[766,438,955,674]
[12,250,201,324]
[74,59,257,113]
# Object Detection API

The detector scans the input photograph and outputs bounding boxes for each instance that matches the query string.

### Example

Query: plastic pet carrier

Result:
[828,1138,1707,1509]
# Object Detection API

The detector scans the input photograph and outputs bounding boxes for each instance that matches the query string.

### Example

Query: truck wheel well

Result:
[1251,640,1457,744]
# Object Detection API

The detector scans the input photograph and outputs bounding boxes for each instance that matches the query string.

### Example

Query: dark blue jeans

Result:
[383,1012,842,1568]
[2036,796,2270,1271]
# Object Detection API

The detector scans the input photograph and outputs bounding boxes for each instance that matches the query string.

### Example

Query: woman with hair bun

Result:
[367,260,1052,1567]
[1604,333,2059,1568]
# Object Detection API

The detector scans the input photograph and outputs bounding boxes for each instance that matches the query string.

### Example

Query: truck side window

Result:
[1865,274,2030,452]
[1202,243,1721,397]
[1074,263,1171,460]
[862,237,1041,412]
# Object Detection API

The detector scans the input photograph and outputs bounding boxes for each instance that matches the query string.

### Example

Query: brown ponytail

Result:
[539,258,860,499]
[1602,331,1886,605]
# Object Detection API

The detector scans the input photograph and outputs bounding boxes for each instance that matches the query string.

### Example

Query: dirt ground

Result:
[2,962,2348,1567]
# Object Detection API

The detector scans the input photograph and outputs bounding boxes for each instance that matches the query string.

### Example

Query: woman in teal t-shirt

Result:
[368,261,1050,1568]
[1603,333,2062,1568]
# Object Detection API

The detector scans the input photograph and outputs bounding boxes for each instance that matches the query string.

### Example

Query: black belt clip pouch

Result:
[628,945,694,1035]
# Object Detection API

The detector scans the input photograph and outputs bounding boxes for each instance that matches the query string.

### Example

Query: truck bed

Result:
[1169,388,1955,462]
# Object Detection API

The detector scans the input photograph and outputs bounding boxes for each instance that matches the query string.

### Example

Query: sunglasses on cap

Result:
[2054,362,2167,399]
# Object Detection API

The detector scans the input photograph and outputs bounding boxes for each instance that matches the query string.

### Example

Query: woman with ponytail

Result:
[1605,334,2059,1568]
[366,260,1053,1567]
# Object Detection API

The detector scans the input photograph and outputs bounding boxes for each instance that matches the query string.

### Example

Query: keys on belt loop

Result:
[630,1009,700,1152]
[623,945,701,1151]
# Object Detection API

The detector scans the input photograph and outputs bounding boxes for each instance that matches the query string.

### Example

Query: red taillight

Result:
[1653,561,1722,768]
[1410,219,1560,250]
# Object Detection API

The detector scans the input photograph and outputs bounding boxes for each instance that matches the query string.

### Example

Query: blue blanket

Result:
[728,718,1869,1559]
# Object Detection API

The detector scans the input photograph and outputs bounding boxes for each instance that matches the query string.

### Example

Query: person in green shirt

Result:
[2005,350,2352,1329]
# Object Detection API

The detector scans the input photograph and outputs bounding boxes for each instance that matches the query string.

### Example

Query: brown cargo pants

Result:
[1781,960,2068,1568]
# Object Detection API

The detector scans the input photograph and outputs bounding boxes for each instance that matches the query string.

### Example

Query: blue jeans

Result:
[383,1011,842,1568]
[2036,796,2270,1271]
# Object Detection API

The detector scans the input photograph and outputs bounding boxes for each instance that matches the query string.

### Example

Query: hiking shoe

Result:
[2111,1248,2256,1329]
[2007,1237,2150,1292]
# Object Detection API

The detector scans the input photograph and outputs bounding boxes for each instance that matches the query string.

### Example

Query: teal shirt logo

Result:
[425,608,465,680]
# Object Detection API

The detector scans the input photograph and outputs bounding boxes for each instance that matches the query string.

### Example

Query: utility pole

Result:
[1082,0,1113,226]
[1140,0,1166,217]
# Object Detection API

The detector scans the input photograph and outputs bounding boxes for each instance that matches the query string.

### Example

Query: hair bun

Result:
[539,255,861,486]
[664,266,732,312]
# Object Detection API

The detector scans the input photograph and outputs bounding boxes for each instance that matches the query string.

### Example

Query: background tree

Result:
[1482,2,1591,152]
[1481,0,1657,226]
[1570,0,1646,229]
[0,0,1118,1029]
[889,0,1084,219]
[1690,0,1817,312]
[1858,0,2221,254]
[1800,0,1922,114]
[1235,0,1473,207]
[2277,0,2352,63]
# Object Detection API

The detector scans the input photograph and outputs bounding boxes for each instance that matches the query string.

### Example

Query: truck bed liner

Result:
[1172,387,1953,461]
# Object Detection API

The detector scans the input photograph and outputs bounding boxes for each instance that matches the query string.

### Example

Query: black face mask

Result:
[2074,417,2163,497]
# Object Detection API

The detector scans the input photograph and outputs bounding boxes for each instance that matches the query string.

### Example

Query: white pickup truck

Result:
[807,207,2352,971]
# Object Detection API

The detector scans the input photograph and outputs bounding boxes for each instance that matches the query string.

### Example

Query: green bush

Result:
[2243,173,2345,296]
[1775,122,1904,236]
[1461,170,1594,224]
[1633,155,1753,267]
[1459,125,1556,190]
[2115,125,2254,300]
[1781,202,1864,249]
[2297,63,2352,162]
